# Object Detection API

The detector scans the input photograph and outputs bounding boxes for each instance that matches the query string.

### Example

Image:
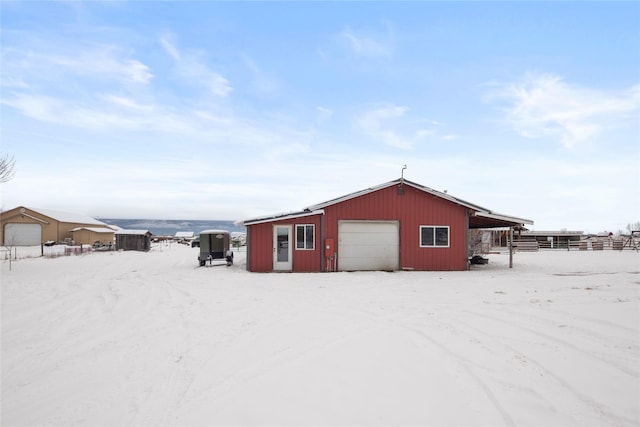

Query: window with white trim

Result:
[420,226,450,247]
[296,224,315,250]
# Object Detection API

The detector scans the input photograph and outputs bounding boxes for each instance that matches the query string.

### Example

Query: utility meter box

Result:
[325,238,335,257]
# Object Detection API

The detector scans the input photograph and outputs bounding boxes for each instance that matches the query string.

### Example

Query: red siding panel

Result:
[247,214,323,272]
[246,222,273,272]
[291,216,323,272]
[248,182,469,272]
[323,184,468,271]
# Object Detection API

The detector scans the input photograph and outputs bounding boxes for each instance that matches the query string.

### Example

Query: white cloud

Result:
[354,104,434,149]
[241,53,278,95]
[355,104,409,148]
[486,73,640,148]
[341,29,390,57]
[206,73,233,97]
[160,34,232,97]
[337,24,394,58]
[3,94,163,131]
[102,94,154,112]
[316,106,333,122]
[0,75,30,89]
[50,49,153,84]
[1,46,153,86]
[118,59,153,84]
[2,87,314,153]
[160,35,181,61]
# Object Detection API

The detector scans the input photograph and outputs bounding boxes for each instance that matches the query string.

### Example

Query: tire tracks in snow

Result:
[123,281,204,427]
[537,305,639,336]
[358,301,638,427]
[357,310,517,427]
[169,309,383,423]
[311,304,519,427]
[467,309,639,379]
[195,302,520,427]
[449,310,638,426]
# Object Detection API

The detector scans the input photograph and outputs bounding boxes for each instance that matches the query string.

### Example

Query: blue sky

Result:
[1,1,638,233]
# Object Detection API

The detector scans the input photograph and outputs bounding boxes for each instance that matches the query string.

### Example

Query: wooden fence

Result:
[567,238,638,251]
[507,237,639,252]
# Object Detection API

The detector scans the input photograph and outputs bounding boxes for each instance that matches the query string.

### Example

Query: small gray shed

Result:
[115,229,152,251]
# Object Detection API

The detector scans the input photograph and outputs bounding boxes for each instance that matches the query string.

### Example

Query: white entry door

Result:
[273,225,292,271]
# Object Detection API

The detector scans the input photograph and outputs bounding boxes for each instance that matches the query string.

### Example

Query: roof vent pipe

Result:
[398,165,407,196]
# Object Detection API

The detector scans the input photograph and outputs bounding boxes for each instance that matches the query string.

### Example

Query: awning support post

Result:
[509,227,514,269]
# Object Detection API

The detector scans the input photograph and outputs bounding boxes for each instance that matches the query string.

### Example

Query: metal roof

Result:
[469,211,533,229]
[243,209,325,226]
[69,227,116,234]
[244,178,532,229]
[24,207,108,226]
[175,231,195,238]
[115,229,152,235]
[200,229,231,234]
[521,230,584,236]
[305,178,490,211]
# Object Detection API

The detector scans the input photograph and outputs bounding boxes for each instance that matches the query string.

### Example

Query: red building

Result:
[243,178,532,272]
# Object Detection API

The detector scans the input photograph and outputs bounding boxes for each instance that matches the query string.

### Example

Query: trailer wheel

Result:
[199,259,206,267]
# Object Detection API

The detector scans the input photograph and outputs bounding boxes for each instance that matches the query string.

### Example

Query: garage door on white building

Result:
[338,221,399,271]
[4,223,42,246]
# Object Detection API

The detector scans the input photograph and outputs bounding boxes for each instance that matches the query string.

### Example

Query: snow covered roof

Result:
[175,231,195,238]
[115,229,152,235]
[522,230,584,237]
[310,179,532,228]
[69,227,116,234]
[26,207,108,226]
[243,178,532,228]
[243,210,325,226]
[305,179,488,212]
[199,229,232,234]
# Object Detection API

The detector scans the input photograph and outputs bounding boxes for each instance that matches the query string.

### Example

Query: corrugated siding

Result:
[292,215,323,272]
[115,235,150,251]
[246,222,273,272]
[323,184,468,271]
[247,183,469,272]
[247,214,323,272]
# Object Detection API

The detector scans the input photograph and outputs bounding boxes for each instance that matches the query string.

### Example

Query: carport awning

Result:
[469,211,533,229]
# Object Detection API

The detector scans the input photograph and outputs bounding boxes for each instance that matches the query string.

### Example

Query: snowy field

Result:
[1,245,639,426]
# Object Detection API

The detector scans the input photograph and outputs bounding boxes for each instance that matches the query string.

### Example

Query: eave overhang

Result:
[243,209,325,226]
[469,211,534,229]
[69,227,116,234]
[242,178,533,230]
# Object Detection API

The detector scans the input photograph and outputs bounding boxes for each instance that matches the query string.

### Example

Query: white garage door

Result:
[338,221,399,271]
[4,223,42,246]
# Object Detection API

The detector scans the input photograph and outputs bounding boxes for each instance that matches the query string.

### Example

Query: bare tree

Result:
[0,154,16,183]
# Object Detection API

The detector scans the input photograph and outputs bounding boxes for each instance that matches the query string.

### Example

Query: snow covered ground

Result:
[2,245,639,426]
